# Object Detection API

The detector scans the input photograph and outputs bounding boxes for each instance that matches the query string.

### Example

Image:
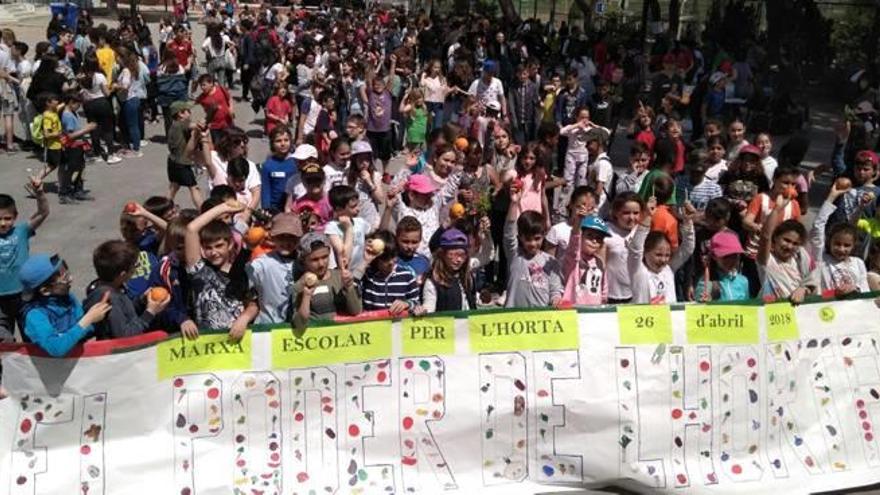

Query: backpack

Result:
[254,28,275,67]
[30,114,44,146]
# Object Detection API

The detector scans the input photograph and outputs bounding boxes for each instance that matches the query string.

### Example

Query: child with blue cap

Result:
[18,254,110,356]
[561,214,611,306]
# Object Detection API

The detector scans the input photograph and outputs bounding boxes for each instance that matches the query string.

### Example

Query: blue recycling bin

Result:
[49,3,80,32]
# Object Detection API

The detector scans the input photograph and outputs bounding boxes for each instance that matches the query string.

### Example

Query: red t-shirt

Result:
[636,129,656,156]
[197,86,233,130]
[166,40,193,69]
[265,95,292,134]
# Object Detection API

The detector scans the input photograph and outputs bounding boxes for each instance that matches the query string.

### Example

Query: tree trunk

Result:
[497,0,521,25]
[571,0,593,32]
[669,0,681,40]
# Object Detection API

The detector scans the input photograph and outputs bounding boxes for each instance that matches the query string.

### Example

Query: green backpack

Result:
[30,114,44,146]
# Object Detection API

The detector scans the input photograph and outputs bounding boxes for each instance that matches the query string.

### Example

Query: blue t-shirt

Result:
[397,252,430,279]
[125,249,159,301]
[261,155,297,212]
[61,109,80,134]
[0,222,32,295]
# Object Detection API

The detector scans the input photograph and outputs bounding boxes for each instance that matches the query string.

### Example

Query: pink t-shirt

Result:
[519,172,544,214]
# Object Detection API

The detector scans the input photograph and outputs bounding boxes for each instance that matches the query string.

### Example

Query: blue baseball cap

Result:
[19,254,64,292]
[483,59,498,73]
[580,215,611,237]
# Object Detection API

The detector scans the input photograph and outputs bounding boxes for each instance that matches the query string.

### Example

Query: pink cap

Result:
[856,150,879,166]
[407,174,437,194]
[710,230,744,258]
[738,144,762,158]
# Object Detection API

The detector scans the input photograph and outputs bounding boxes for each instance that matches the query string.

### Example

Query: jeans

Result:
[59,147,85,195]
[122,97,141,151]
[427,101,444,130]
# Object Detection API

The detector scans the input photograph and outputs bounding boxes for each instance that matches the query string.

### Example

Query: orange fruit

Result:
[783,185,798,200]
[302,272,318,287]
[449,202,466,219]
[835,177,852,191]
[369,238,385,253]
[148,287,169,302]
[124,202,137,214]
[454,137,469,151]
[244,226,267,246]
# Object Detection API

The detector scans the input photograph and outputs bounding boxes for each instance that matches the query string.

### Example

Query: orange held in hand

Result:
[148,287,169,302]
[124,202,137,214]
[783,185,798,200]
[454,137,469,151]
[244,226,267,246]
[449,202,466,219]
[834,177,852,191]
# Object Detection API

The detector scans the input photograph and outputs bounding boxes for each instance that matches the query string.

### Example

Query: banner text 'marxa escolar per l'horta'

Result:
[2,299,880,494]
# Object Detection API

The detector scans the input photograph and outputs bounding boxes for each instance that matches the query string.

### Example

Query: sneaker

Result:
[131,151,144,158]
[106,154,122,164]
[58,195,74,205]
[73,191,95,201]
[140,140,149,147]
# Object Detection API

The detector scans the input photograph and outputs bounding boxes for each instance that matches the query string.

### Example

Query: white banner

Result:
[2,298,880,494]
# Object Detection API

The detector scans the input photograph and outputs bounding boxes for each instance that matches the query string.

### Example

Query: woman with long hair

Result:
[78,53,120,163]
[115,50,147,157]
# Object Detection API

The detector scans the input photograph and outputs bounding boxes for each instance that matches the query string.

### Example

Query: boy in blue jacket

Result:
[19,254,110,357]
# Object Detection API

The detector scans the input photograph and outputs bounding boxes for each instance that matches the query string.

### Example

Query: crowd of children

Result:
[1,3,880,365]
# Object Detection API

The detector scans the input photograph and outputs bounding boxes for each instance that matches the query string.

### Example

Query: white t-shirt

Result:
[762,156,778,184]
[589,154,614,196]
[705,159,728,183]
[209,151,262,205]
[606,222,635,300]
[323,163,348,192]
[265,62,285,82]
[202,34,232,59]
[324,217,370,270]
[545,222,572,255]
[468,77,505,108]
[81,73,108,101]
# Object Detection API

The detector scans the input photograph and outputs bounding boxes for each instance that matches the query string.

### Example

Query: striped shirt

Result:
[360,266,421,311]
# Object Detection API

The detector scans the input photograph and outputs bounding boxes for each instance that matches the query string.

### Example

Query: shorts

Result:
[367,130,392,162]
[167,158,198,187]
[45,148,63,168]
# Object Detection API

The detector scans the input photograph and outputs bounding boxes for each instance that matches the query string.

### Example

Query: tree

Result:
[496,0,520,24]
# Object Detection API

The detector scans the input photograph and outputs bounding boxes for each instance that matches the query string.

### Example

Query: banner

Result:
[2,297,880,494]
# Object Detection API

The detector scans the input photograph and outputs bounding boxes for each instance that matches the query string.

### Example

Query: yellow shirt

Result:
[96,47,115,82]
[42,110,62,151]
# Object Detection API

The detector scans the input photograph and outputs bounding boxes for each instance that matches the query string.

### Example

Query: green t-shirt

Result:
[406,107,428,144]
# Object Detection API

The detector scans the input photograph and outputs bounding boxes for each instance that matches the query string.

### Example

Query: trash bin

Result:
[49,3,80,32]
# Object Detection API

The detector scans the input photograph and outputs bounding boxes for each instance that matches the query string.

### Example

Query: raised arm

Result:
[810,185,844,258]
[757,195,788,267]
[185,201,243,268]
[26,177,49,231]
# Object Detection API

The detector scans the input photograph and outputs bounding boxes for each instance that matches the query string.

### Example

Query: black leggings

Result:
[83,97,114,159]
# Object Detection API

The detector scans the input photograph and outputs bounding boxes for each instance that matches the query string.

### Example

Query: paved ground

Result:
[1,14,844,295]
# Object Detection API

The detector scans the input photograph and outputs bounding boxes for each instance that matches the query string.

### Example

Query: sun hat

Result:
[710,230,744,258]
[271,213,303,238]
[169,101,193,117]
[351,140,373,155]
[298,232,330,258]
[407,174,437,194]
